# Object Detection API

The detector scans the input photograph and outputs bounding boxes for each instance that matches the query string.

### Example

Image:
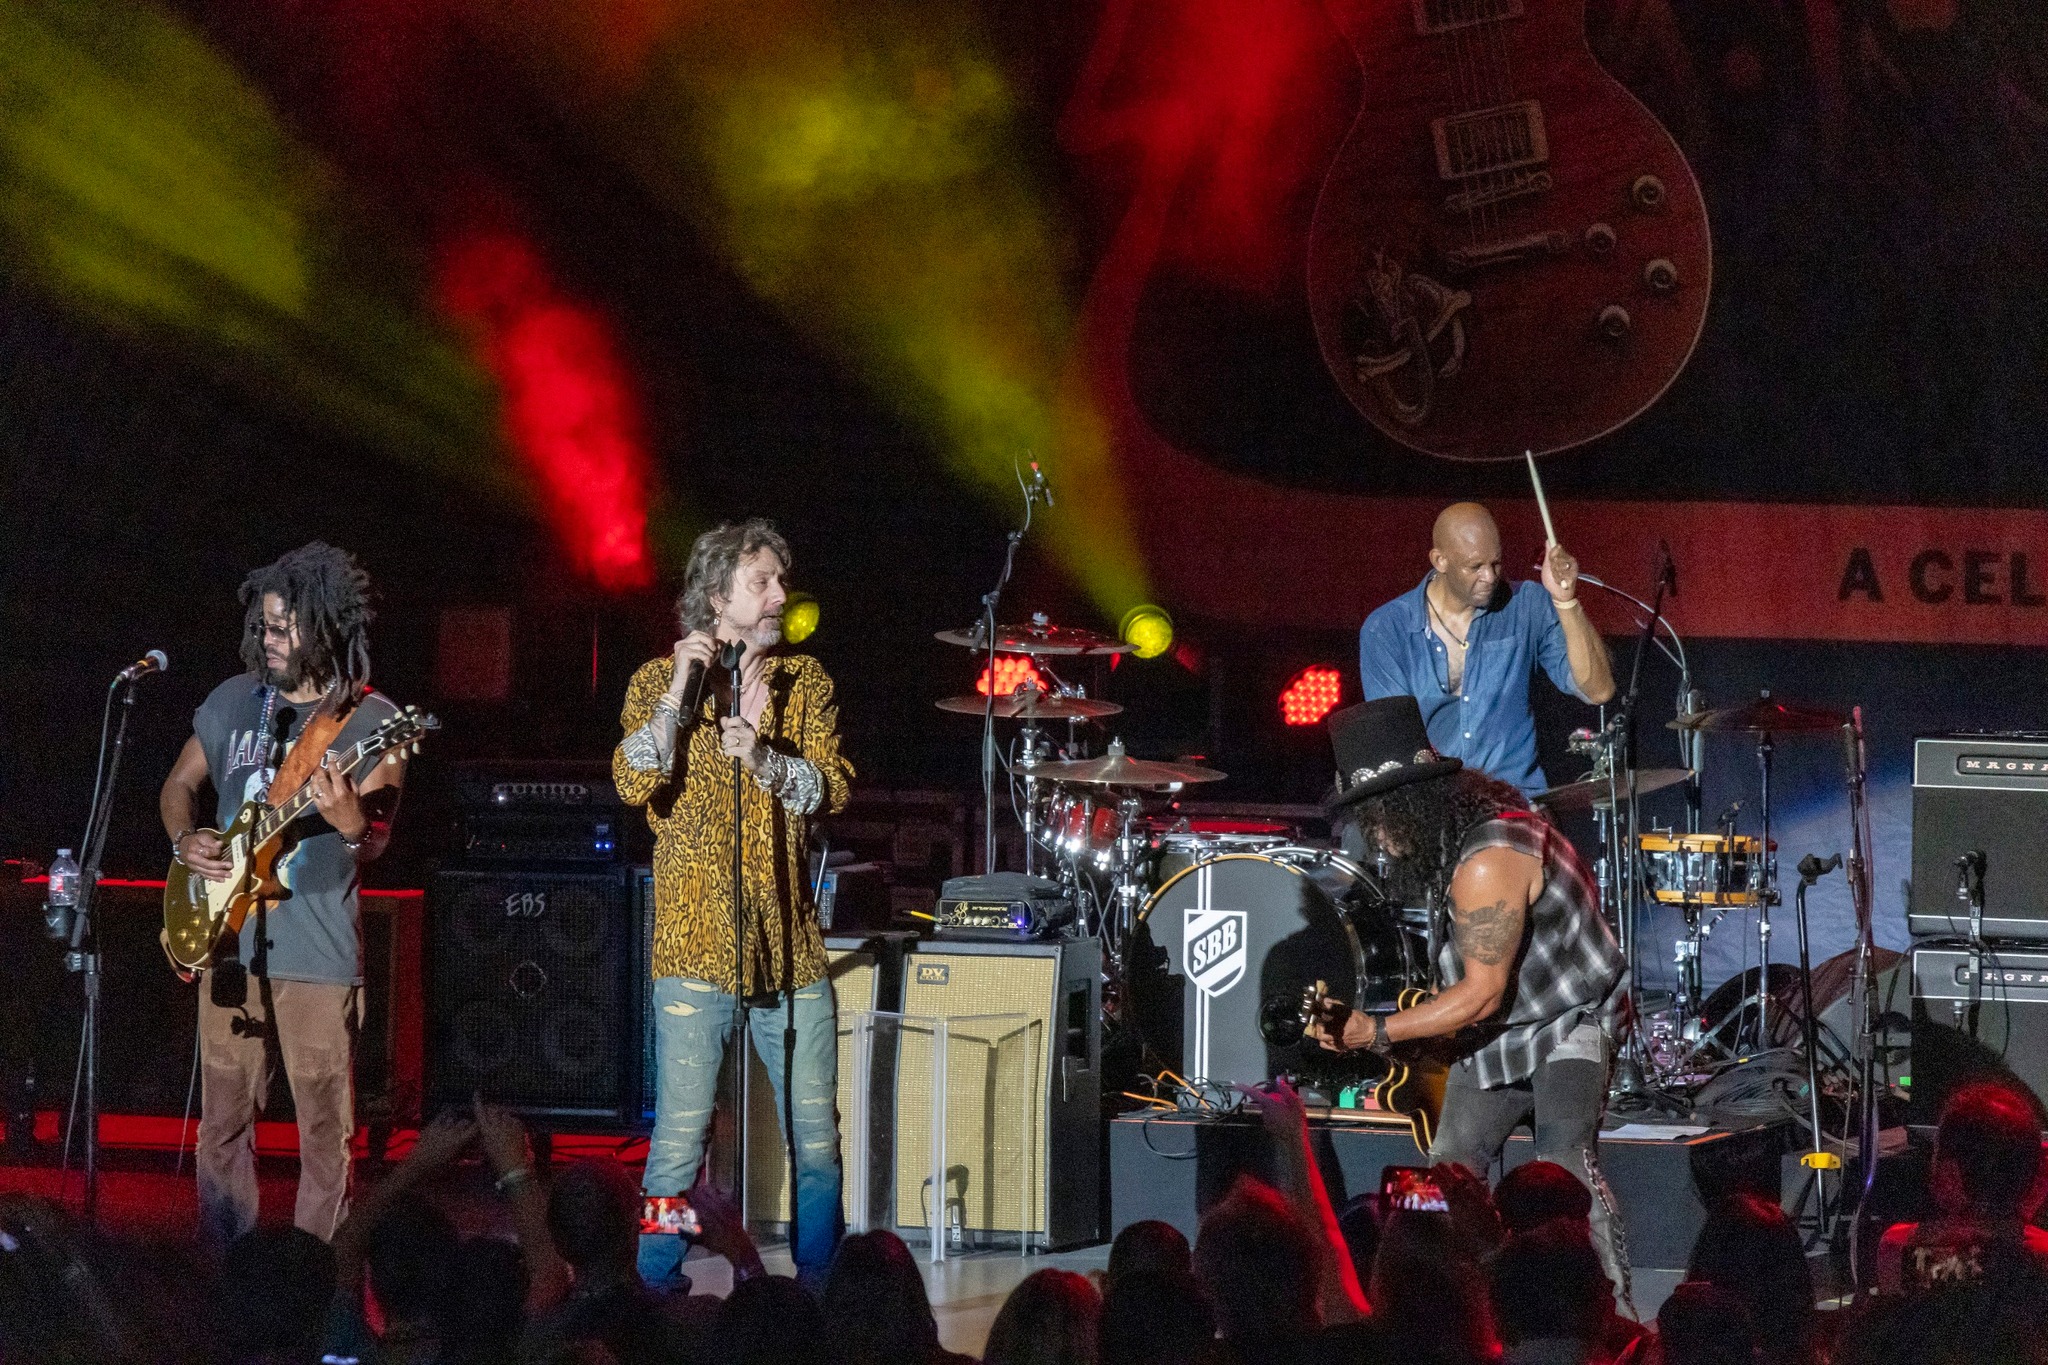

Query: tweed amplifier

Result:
[1909,735,2048,942]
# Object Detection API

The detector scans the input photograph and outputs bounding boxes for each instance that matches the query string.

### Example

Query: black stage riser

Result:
[1109,1113,1787,1272]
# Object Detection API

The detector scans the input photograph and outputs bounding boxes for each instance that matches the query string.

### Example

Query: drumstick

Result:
[1525,450,1558,549]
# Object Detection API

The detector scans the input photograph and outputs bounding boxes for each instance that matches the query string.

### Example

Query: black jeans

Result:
[1428,1051,1634,1312]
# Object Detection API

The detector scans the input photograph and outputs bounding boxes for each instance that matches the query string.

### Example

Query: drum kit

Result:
[1534,687,1864,1088]
[932,616,1439,1095]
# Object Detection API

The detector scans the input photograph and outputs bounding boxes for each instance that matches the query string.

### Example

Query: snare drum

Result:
[1637,831,1772,906]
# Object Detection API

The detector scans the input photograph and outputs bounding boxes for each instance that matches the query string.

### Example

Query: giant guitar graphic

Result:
[1307,0,1711,461]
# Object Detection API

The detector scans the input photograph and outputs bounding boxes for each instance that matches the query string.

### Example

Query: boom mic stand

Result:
[975,461,1044,874]
[723,639,752,1220]
[62,665,150,1221]
[1599,547,1674,1105]
[1841,708,1883,1292]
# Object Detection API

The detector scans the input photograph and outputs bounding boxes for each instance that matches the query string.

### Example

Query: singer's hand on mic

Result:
[719,716,766,772]
[1540,543,1580,605]
[666,631,720,706]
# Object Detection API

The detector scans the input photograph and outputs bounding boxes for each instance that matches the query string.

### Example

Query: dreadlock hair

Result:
[1353,766,1530,910]
[676,519,791,634]
[239,542,374,694]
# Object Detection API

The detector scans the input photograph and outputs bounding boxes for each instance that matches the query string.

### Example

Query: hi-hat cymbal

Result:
[936,620,1134,656]
[1028,741,1224,790]
[1670,695,1845,734]
[935,692,1123,721]
[1534,767,1693,812]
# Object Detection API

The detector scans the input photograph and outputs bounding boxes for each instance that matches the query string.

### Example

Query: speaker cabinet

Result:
[1910,944,2048,1129]
[889,938,1101,1249]
[427,866,638,1121]
[1910,736,2048,941]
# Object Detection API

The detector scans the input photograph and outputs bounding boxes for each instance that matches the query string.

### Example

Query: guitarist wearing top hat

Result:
[1312,695,1631,1304]
[159,542,406,1253]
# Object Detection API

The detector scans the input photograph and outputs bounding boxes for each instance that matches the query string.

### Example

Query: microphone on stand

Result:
[117,650,169,683]
[1027,461,1056,508]
[719,639,747,676]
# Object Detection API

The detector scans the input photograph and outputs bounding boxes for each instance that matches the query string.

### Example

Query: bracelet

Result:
[1366,1015,1395,1056]
[339,829,368,855]
[1552,596,1581,611]
[494,1167,534,1193]
[170,829,196,865]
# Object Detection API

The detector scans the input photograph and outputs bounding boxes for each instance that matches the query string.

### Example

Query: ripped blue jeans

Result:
[638,974,843,1283]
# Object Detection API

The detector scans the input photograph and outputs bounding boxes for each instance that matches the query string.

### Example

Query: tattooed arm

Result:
[1319,846,1539,1050]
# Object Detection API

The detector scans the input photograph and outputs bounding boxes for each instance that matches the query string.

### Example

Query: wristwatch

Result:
[1366,1014,1395,1056]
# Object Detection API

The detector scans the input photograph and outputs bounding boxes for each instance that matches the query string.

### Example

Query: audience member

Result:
[718,1274,827,1365]
[1876,1078,2048,1295]
[1337,1193,1382,1299]
[1487,1221,1613,1365]
[982,1268,1101,1365]
[1496,1160,1595,1236]
[1687,1194,1815,1365]
[1655,1281,1760,1365]
[446,1235,530,1365]
[821,1229,975,1365]
[1098,1268,1217,1365]
[1370,1208,1497,1365]
[521,1157,685,1364]
[222,1225,340,1365]
[1103,1219,1192,1291]
[1195,1176,1377,1365]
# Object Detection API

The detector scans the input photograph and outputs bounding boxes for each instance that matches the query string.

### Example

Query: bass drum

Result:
[1128,848,1425,1091]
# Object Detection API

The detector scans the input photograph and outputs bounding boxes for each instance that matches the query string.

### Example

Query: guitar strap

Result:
[267,690,358,809]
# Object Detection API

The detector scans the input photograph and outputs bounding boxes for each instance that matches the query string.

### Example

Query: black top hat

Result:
[1326,696,1462,809]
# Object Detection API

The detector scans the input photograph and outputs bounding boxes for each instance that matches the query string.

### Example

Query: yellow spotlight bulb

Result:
[1119,605,1174,660]
[783,593,821,645]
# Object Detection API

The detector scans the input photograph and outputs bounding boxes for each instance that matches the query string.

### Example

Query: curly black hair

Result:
[239,542,374,694]
[1351,767,1529,909]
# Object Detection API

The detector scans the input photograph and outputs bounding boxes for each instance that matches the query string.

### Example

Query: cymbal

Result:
[935,620,1134,656]
[934,692,1123,721]
[1670,695,1845,734]
[1028,742,1224,790]
[1534,767,1693,812]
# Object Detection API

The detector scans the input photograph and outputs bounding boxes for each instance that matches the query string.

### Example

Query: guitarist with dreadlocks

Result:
[159,542,407,1252]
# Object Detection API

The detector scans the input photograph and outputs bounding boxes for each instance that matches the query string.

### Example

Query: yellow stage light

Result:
[1120,605,1174,660]
[782,592,820,644]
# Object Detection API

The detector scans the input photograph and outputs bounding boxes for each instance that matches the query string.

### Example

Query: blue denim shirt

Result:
[1358,573,1587,796]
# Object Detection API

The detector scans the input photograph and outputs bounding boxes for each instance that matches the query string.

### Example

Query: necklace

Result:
[1426,589,1470,650]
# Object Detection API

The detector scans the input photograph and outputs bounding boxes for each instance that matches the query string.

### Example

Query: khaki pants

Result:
[196,975,359,1251]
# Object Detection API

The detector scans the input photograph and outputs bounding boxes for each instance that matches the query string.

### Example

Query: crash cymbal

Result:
[1534,767,1693,812]
[935,619,1134,656]
[1670,694,1845,734]
[934,691,1123,721]
[1027,740,1224,790]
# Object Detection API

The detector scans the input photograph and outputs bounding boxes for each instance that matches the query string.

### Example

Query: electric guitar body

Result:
[1372,986,1451,1154]
[1308,0,1711,461]
[162,801,291,971]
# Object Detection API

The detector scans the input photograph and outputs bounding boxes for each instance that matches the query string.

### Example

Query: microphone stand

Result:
[63,670,144,1222]
[1792,852,1843,1247]
[977,464,1040,874]
[723,640,752,1219]
[1842,709,1883,1293]
[1599,548,1674,1104]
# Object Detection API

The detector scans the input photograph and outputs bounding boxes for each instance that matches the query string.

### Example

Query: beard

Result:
[262,652,313,690]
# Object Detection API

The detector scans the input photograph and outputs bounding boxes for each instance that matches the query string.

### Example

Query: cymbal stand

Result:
[1015,720,1046,877]
[1747,729,1779,1051]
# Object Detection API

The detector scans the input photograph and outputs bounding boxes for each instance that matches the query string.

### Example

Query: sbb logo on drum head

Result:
[1184,909,1247,997]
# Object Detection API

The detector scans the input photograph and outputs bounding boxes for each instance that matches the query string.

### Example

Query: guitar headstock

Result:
[367,704,441,760]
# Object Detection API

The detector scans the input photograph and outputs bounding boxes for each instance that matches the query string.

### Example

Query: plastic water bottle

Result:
[43,849,79,941]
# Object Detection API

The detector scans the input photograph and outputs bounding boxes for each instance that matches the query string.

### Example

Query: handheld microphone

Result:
[719,639,747,674]
[117,649,168,682]
[1028,461,1055,508]
[676,654,711,717]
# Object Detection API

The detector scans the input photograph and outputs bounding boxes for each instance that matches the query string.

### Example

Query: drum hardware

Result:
[936,616,1135,656]
[932,687,1123,721]
[1533,766,1691,813]
[1025,740,1226,792]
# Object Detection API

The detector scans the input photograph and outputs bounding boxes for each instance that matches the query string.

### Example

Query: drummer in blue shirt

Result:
[1360,502,1615,798]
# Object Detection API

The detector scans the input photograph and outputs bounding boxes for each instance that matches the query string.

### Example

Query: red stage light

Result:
[437,232,653,591]
[977,656,1049,697]
[1280,665,1343,726]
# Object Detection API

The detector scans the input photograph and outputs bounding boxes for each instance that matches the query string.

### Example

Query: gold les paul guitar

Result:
[161,705,438,972]
[1295,983,1449,1155]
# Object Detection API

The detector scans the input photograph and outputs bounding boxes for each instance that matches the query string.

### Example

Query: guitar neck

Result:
[253,738,385,845]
